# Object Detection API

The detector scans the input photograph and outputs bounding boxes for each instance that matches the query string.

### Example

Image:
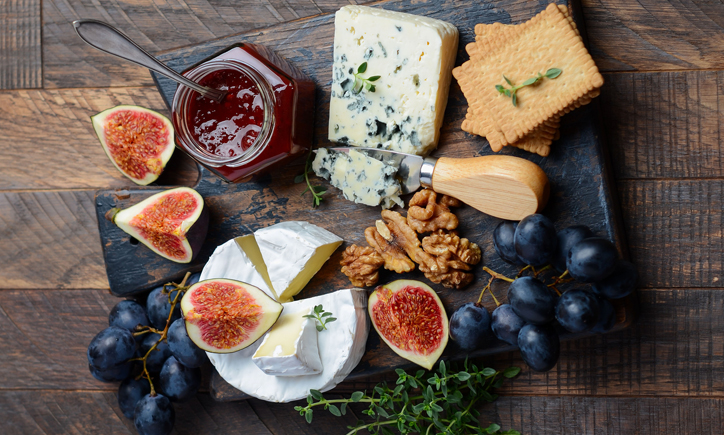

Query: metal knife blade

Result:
[329,147,433,194]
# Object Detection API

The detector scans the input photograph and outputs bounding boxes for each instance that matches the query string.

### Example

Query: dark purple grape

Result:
[119,377,151,419]
[555,290,600,333]
[449,303,491,351]
[553,225,594,272]
[518,324,559,372]
[493,221,525,265]
[158,356,201,402]
[147,286,182,330]
[514,214,557,266]
[567,237,618,282]
[507,276,557,325]
[167,318,207,368]
[134,394,175,435]
[491,304,526,346]
[592,260,637,299]
[89,361,133,382]
[109,300,149,336]
[87,326,137,370]
[591,296,616,333]
[140,333,172,373]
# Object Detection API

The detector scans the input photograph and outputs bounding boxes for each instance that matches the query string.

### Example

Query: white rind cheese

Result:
[206,288,369,403]
[199,237,276,300]
[328,5,459,156]
[312,147,403,209]
[254,222,343,302]
[252,308,323,376]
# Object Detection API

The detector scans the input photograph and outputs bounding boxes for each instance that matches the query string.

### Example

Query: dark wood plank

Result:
[582,0,724,72]
[478,395,724,434]
[602,70,724,180]
[248,394,364,435]
[0,88,198,191]
[0,0,42,89]
[42,0,371,88]
[0,391,270,435]
[618,179,724,289]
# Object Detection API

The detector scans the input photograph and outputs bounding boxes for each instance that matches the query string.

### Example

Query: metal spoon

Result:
[72,19,226,102]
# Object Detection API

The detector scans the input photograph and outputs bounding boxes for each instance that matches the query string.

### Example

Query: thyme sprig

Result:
[295,359,521,435]
[294,147,326,207]
[495,68,562,106]
[303,304,337,331]
[353,62,381,94]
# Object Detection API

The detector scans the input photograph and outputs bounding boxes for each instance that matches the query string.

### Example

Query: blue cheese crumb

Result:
[312,148,403,209]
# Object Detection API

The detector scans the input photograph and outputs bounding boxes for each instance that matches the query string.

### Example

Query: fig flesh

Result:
[180,279,283,353]
[92,105,175,185]
[368,279,448,370]
[107,187,208,263]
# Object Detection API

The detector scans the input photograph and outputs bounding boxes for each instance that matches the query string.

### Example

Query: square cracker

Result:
[464,3,603,144]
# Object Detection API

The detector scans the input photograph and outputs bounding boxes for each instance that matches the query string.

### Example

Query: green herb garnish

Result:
[495,68,562,106]
[294,148,326,207]
[295,359,521,434]
[353,62,381,94]
[303,304,336,331]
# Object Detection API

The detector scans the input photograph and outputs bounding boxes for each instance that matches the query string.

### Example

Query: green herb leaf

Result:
[340,402,347,415]
[294,174,305,183]
[487,423,502,432]
[512,93,518,107]
[503,367,521,378]
[522,77,539,86]
[351,391,364,402]
[328,404,341,417]
[310,389,323,400]
[358,62,367,74]
[305,409,313,423]
[367,75,381,82]
[504,75,513,86]
[495,84,505,93]
[546,68,562,78]
[482,368,496,377]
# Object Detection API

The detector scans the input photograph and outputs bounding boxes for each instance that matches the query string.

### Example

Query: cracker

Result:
[465,3,603,144]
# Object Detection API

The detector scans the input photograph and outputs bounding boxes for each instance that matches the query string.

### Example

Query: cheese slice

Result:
[254,222,343,302]
[206,288,369,403]
[199,238,275,300]
[252,307,323,376]
[235,234,278,300]
[312,147,403,209]
[328,5,459,156]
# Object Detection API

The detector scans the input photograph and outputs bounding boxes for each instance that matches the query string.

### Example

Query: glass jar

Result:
[172,44,315,183]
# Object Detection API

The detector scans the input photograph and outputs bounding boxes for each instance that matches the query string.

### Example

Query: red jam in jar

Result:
[172,44,315,182]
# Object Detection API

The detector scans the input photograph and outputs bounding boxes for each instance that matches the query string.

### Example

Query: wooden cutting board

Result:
[95,0,636,401]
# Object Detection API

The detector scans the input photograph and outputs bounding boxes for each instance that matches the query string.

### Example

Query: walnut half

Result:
[420,230,482,289]
[340,245,385,287]
[407,189,460,234]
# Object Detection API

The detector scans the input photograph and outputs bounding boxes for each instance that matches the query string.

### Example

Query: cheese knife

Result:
[330,147,549,220]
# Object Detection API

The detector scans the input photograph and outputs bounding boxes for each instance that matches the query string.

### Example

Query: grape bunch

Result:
[448,214,637,373]
[87,273,206,435]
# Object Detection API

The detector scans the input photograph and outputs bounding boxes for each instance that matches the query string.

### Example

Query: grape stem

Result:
[482,266,514,283]
[137,272,191,396]
[476,276,500,307]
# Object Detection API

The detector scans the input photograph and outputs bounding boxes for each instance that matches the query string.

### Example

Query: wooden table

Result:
[1,0,722,433]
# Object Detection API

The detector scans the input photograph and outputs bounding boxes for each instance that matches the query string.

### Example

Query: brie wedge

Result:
[255,222,343,302]
[252,307,323,376]
[206,288,369,403]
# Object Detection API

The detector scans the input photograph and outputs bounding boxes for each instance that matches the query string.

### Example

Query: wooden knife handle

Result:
[431,155,549,220]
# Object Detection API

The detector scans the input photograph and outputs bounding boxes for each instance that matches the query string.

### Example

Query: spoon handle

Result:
[72,19,225,102]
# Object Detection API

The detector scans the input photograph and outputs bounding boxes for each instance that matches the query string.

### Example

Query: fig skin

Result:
[368,279,448,370]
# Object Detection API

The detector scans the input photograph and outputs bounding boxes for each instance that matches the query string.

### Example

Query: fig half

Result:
[180,279,283,353]
[106,187,208,263]
[92,105,175,185]
[369,279,449,370]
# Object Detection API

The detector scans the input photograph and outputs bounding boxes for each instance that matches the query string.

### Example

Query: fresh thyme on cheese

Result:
[312,147,403,209]
[252,307,323,377]
[328,5,459,156]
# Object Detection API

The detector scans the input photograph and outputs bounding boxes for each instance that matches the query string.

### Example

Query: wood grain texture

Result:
[0,0,42,89]
[478,395,724,434]
[601,70,724,180]
[42,0,371,88]
[582,0,724,72]
[0,88,198,190]
[0,391,271,435]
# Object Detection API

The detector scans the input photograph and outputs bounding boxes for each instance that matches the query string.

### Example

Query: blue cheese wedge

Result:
[312,147,403,209]
[329,5,459,156]
[252,308,323,376]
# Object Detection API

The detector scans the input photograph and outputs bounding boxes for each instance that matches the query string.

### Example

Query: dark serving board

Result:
[95,0,636,401]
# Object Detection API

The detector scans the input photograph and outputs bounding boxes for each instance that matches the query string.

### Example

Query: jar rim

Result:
[171,59,276,167]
